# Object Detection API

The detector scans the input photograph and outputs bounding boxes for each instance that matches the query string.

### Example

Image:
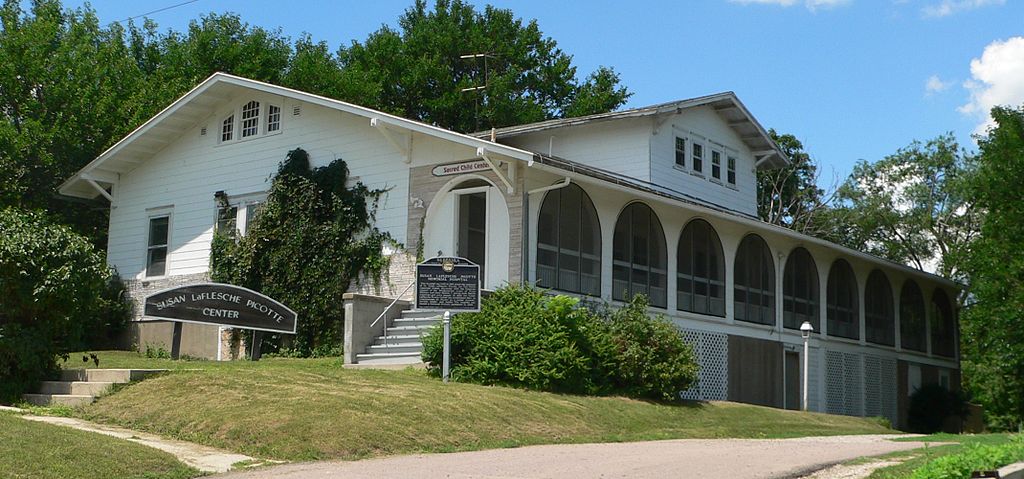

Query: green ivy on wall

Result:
[210,148,395,357]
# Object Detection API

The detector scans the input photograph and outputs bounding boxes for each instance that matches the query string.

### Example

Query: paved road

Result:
[214,434,930,479]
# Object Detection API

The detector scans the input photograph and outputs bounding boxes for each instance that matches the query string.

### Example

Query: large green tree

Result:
[338,0,630,132]
[961,105,1024,430]
[757,130,834,237]
[829,134,978,290]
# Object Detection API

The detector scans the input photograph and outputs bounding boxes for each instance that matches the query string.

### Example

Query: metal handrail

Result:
[369,281,415,349]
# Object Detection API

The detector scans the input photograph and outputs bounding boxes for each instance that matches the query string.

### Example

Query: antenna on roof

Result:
[460,53,496,132]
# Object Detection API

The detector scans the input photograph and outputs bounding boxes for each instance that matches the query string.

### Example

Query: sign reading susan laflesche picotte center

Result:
[143,283,297,334]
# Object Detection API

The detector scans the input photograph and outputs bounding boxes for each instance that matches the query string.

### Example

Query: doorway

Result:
[457,189,487,280]
[785,351,801,410]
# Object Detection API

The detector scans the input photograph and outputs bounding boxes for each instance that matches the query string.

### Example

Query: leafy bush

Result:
[421,285,616,395]
[422,285,697,400]
[211,148,393,356]
[911,435,1024,479]
[0,208,120,402]
[908,383,970,433]
[604,296,698,400]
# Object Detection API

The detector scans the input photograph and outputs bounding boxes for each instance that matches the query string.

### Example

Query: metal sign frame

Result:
[415,256,482,313]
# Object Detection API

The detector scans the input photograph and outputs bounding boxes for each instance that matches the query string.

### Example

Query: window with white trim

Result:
[215,195,265,238]
[267,104,281,132]
[674,137,686,168]
[146,215,170,277]
[691,141,704,174]
[221,115,234,142]
[711,149,722,181]
[241,100,260,138]
[727,155,737,185]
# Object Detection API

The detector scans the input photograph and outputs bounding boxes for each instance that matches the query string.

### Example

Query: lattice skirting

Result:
[825,350,864,416]
[679,329,729,401]
[864,354,898,423]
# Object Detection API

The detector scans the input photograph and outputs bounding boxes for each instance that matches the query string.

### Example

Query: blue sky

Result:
[64,0,1024,185]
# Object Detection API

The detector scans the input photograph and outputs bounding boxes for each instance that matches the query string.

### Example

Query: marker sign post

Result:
[143,283,298,360]
[416,256,481,382]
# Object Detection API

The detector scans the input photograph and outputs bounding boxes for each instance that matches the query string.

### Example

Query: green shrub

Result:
[604,296,698,400]
[0,208,117,402]
[422,285,697,400]
[422,285,617,395]
[909,383,970,433]
[911,435,1024,479]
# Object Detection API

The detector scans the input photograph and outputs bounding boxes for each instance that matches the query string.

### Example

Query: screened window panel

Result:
[827,259,859,340]
[865,270,895,346]
[900,281,927,352]
[677,219,725,317]
[734,234,775,325]
[612,203,667,307]
[535,184,601,297]
[783,247,819,330]
[930,290,956,357]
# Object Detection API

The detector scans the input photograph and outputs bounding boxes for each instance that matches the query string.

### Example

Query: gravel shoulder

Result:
[213,434,930,479]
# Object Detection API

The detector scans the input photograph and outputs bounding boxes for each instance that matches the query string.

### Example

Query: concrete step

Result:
[392,317,440,327]
[22,394,95,407]
[372,334,424,346]
[38,381,114,396]
[400,310,442,320]
[386,324,436,335]
[59,369,165,383]
[365,343,423,354]
[355,351,423,365]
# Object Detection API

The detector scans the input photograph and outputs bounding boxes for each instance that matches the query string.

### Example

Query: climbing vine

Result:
[211,148,394,356]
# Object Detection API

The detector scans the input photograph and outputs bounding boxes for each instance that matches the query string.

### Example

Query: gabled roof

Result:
[472,92,789,169]
[60,72,536,199]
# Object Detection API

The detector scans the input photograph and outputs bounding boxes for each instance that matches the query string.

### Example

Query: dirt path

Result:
[212,434,929,479]
[19,415,254,473]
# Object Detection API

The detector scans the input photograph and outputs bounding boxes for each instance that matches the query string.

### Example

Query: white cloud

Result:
[729,0,851,11]
[922,0,1004,17]
[959,37,1024,135]
[924,75,953,95]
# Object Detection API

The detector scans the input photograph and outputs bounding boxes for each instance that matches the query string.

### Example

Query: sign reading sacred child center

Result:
[143,283,297,334]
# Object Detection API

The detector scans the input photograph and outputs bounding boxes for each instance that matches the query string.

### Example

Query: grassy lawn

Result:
[0,411,198,479]
[61,350,895,462]
[866,433,1017,479]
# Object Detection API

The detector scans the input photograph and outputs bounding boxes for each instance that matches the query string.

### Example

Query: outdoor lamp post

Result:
[800,321,814,411]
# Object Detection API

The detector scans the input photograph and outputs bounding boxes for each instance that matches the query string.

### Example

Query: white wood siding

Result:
[501,118,653,182]
[108,93,421,280]
[649,106,759,217]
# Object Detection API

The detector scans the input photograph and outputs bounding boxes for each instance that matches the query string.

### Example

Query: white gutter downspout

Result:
[521,177,572,286]
[81,173,113,202]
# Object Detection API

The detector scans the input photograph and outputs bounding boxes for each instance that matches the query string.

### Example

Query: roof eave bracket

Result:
[370,117,411,163]
[81,174,113,202]
[477,147,515,194]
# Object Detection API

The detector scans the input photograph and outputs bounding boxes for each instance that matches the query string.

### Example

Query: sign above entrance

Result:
[431,160,491,177]
[416,256,481,312]
[143,283,298,334]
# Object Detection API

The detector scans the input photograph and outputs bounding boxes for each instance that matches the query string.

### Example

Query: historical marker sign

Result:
[416,256,481,312]
[143,283,298,334]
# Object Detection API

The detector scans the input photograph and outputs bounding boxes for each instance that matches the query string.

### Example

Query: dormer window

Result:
[218,100,282,144]
[711,149,722,181]
[674,137,686,167]
[241,100,260,138]
[221,115,234,142]
[691,141,704,174]
[727,155,737,185]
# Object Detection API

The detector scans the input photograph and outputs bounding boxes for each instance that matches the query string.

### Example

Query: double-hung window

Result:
[215,194,266,238]
[726,155,737,185]
[146,215,170,277]
[711,149,722,181]
[674,137,686,168]
[691,141,704,174]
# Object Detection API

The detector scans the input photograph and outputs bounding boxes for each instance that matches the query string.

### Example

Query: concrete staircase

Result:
[22,369,166,407]
[355,309,441,365]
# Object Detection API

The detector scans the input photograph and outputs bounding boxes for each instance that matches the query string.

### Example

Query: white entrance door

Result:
[423,178,510,290]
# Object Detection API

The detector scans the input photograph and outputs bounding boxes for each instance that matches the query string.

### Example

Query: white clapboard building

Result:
[60,73,959,427]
